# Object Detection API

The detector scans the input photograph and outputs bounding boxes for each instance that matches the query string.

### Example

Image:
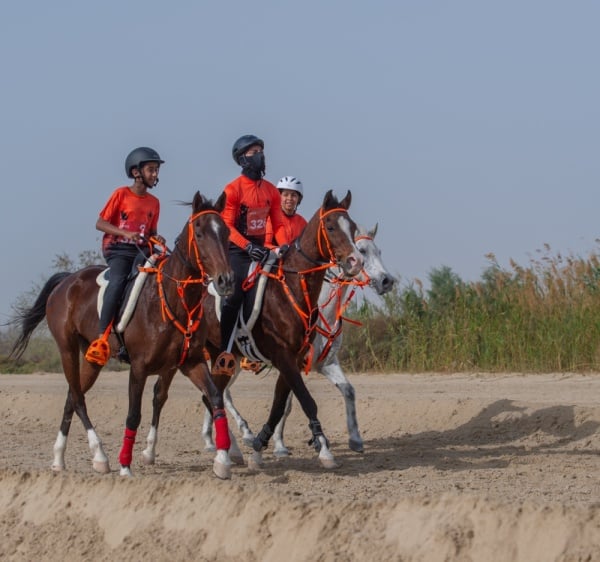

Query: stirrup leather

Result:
[212,351,236,376]
[85,338,110,366]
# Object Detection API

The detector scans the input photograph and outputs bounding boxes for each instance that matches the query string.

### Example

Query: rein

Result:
[139,210,219,365]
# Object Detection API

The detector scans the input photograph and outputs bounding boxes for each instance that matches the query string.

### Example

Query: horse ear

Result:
[192,191,204,213]
[339,190,352,209]
[322,189,335,209]
[215,191,227,213]
[370,223,378,238]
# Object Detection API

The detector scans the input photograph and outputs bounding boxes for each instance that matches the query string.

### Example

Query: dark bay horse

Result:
[201,223,396,455]
[10,192,236,479]
[202,189,363,469]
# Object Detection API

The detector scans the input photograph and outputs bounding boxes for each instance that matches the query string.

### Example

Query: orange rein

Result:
[139,210,219,365]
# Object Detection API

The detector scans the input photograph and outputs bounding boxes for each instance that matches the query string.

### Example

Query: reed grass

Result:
[340,247,600,373]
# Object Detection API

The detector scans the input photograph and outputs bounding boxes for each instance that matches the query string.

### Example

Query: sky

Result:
[1,1,600,322]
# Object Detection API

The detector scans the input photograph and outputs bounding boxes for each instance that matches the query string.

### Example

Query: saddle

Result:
[95,254,157,334]
[210,253,277,366]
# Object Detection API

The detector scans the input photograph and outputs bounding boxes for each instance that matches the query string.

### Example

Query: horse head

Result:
[355,223,396,295]
[180,191,234,297]
[313,190,363,277]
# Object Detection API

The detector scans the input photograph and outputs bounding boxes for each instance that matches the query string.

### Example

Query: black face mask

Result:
[240,152,265,180]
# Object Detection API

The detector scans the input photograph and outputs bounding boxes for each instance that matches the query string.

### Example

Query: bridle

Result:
[141,209,223,365]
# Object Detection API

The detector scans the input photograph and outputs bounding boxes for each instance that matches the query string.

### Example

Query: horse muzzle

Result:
[339,252,363,278]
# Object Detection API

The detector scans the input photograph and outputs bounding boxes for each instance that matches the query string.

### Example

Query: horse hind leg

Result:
[319,359,364,453]
[55,351,109,474]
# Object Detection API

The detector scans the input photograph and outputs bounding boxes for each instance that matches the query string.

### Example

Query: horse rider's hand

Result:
[274,244,290,258]
[245,243,270,265]
[154,234,166,245]
[125,231,142,243]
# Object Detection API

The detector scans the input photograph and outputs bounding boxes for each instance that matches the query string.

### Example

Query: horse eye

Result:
[359,248,366,255]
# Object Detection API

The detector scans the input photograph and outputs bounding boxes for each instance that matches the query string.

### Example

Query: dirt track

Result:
[2,371,600,561]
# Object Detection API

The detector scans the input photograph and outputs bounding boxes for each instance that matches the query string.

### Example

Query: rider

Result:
[265,175,308,246]
[85,147,166,366]
[213,134,287,376]
[240,175,308,373]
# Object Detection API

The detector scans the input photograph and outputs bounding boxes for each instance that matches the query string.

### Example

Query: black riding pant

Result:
[220,245,252,352]
[99,244,147,334]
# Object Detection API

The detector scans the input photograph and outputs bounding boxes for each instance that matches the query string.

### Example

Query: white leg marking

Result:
[52,431,67,471]
[142,425,157,465]
[88,428,110,474]
[213,449,232,480]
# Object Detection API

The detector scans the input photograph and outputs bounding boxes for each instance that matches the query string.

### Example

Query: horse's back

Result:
[46,265,105,339]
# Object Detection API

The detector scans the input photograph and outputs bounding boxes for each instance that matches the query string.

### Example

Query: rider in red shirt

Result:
[264,176,308,246]
[214,135,287,375]
[85,147,165,366]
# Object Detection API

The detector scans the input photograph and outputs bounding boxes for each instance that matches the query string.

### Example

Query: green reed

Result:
[341,248,600,373]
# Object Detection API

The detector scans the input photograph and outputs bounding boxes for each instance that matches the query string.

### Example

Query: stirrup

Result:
[85,338,110,366]
[212,352,236,376]
[240,357,264,374]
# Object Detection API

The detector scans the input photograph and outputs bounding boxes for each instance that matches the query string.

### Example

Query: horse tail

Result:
[9,271,72,359]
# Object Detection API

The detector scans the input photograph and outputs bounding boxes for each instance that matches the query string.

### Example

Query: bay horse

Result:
[200,223,395,456]
[203,189,363,469]
[10,192,236,479]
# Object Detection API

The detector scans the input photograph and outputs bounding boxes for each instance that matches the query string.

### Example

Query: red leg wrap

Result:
[214,410,231,451]
[119,427,137,467]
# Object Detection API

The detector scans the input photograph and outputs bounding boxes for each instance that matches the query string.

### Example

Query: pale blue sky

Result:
[1,1,599,321]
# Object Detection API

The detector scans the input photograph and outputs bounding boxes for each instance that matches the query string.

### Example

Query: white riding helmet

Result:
[277,176,303,202]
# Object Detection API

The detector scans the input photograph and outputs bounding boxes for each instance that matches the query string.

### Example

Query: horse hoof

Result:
[141,451,155,465]
[120,466,133,477]
[204,444,217,453]
[230,452,245,465]
[273,447,290,458]
[92,460,110,474]
[51,463,65,472]
[247,451,264,470]
[213,461,232,480]
[319,457,340,469]
[348,439,364,453]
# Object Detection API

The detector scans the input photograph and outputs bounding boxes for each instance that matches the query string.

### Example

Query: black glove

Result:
[245,243,270,265]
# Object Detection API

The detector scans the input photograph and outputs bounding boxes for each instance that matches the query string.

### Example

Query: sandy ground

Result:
[2,370,600,561]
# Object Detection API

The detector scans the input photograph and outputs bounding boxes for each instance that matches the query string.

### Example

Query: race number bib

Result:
[246,207,269,236]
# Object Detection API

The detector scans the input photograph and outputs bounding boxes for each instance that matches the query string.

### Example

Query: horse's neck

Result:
[160,246,205,301]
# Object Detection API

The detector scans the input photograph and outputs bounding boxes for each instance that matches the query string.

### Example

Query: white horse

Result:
[201,224,395,459]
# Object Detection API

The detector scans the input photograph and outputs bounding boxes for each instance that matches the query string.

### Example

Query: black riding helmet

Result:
[232,135,264,165]
[125,147,165,178]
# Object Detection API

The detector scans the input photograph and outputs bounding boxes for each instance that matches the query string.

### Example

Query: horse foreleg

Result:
[201,372,254,452]
[249,374,291,469]
[118,372,147,477]
[142,373,176,466]
[318,358,364,453]
[279,369,339,470]
[183,365,232,480]
[272,393,294,457]
[200,394,244,465]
